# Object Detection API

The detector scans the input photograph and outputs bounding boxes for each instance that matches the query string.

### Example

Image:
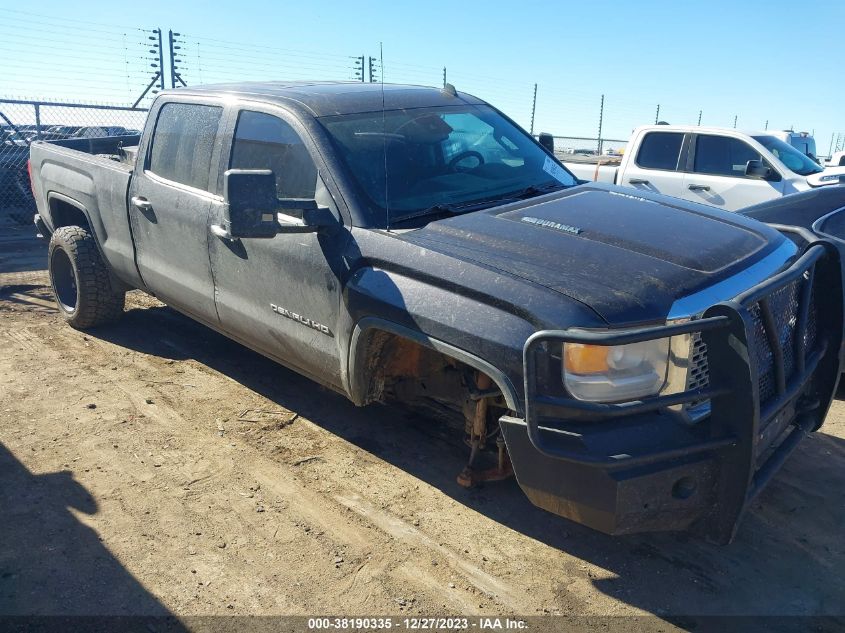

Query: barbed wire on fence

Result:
[1,7,842,224]
[0,8,163,106]
[3,5,836,143]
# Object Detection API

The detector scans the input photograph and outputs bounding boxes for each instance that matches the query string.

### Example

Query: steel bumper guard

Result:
[500,243,843,543]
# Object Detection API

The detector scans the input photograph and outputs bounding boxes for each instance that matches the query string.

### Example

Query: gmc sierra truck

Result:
[28,82,844,543]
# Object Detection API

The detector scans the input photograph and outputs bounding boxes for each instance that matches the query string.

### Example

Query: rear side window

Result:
[635,132,684,170]
[148,103,223,191]
[229,111,318,204]
[693,135,761,178]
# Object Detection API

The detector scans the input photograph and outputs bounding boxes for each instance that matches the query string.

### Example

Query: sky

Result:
[2,0,844,154]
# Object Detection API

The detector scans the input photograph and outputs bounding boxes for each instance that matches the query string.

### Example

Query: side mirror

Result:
[276,198,335,234]
[222,169,280,238]
[538,133,555,154]
[218,169,333,239]
[745,159,772,180]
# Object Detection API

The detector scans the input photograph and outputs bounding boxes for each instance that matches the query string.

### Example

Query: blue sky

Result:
[2,0,844,153]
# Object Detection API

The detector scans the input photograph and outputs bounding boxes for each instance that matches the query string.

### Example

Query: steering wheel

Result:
[448,150,484,173]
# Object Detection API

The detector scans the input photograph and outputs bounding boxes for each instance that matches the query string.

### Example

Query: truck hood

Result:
[396,184,791,325]
[807,166,845,187]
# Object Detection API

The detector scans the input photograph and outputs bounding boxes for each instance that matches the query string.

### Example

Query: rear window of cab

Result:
[635,132,684,171]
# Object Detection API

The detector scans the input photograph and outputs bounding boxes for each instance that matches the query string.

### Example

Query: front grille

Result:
[687,332,709,392]
[685,271,817,412]
[748,273,817,405]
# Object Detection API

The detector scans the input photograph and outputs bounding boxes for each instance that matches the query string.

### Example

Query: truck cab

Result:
[565,125,845,211]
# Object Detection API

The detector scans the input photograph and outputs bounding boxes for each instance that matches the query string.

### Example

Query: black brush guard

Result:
[500,243,843,543]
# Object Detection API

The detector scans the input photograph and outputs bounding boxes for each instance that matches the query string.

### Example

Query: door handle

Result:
[628,178,649,185]
[688,184,711,192]
[210,224,234,241]
[131,196,152,210]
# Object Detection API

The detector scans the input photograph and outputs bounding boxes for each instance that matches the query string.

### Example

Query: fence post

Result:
[597,94,604,155]
[34,103,42,140]
[158,29,166,90]
[169,30,176,89]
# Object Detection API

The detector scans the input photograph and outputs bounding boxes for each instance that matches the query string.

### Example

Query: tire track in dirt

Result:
[6,315,564,615]
[6,279,845,621]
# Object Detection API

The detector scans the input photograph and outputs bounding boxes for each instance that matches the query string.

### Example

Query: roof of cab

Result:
[160,81,485,117]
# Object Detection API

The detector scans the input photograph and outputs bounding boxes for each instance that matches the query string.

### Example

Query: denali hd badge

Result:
[271,304,333,337]
[521,215,582,235]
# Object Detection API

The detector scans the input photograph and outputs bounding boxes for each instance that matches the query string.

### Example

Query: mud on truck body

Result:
[28,82,843,543]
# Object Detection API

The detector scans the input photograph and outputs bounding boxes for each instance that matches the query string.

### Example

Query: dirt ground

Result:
[1,219,844,631]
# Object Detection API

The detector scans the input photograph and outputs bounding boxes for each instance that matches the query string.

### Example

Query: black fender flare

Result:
[45,191,124,287]
[345,316,522,415]
[46,191,97,238]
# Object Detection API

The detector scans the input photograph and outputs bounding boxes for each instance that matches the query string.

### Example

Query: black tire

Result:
[48,226,125,329]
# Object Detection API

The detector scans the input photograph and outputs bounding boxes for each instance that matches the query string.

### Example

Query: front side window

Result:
[148,102,223,191]
[635,132,684,171]
[752,135,824,176]
[319,104,576,226]
[693,135,762,178]
[440,113,525,169]
[229,111,318,205]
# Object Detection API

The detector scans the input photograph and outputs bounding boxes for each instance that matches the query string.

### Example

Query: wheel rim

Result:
[51,248,78,312]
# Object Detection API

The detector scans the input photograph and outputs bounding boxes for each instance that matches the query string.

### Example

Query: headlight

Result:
[563,338,672,402]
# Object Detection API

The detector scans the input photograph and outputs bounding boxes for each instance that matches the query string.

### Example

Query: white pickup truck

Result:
[563,125,845,211]
[827,151,845,168]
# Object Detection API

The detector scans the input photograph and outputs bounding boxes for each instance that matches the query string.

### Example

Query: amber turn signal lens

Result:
[564,343,610,374]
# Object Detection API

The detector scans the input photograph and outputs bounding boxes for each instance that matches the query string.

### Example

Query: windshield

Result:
[319,104,577,226]
[753,135,823,176]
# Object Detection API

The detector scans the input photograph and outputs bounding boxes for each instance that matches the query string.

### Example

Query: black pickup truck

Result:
[28,82,844,543]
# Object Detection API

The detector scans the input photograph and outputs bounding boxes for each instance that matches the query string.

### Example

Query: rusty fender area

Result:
[361,333,513,486]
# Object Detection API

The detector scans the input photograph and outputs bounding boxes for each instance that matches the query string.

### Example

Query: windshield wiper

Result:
[459,182,570,209]
[507,181,570,199]
[391,199,499,224]
[390,182,570,226]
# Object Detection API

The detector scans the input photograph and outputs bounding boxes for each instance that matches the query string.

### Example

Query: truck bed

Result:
[561,157,619,184]
[29,136,143,288]
[44,134,141,165]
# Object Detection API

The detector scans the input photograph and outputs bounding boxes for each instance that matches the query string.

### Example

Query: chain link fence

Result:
[0,99,148,225]
[549,136,629,160]
[534,135,629,162]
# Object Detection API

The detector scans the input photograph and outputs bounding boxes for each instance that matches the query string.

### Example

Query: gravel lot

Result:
[1,219,843,631]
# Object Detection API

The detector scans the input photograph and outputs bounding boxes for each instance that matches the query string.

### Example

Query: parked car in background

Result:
[827,151,845,168]
[564,125,845,211]
[1,130,29,146]
[0,141,35,224]
[742,182,845,229]
[741,187,845,351]
[72,126,129,138]
[43,125,85,140]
